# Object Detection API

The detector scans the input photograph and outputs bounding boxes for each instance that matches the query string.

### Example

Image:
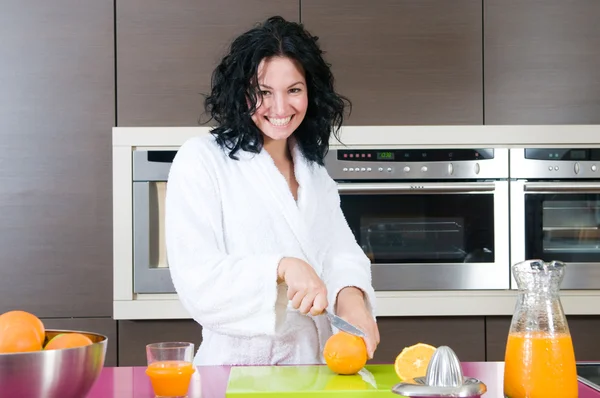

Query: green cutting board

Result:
[225,364,407,397]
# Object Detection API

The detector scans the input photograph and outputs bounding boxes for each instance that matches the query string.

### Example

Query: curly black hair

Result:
[202,16,351,165]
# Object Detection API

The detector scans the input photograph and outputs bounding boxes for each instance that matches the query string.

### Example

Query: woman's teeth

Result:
[267,116,292,126]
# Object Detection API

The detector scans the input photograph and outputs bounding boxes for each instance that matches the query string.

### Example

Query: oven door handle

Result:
[336,182,497,194]
[524,182,600,193]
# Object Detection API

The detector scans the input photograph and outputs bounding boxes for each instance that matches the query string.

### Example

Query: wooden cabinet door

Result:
[118,320,202,366]
[485,0,600,124]
[116,0,299,126]
[372,316,485,364]
[301,0,483,125]
[0,1,114,317]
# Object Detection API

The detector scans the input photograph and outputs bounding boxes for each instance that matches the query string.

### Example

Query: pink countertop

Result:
[87,362,599,398]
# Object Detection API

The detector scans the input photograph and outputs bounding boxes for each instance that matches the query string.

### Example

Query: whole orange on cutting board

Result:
[323,331,368,375]
[394,342,437,381]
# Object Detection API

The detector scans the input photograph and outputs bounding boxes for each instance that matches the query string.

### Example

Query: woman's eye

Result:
[289,88,301,94]
[260,90,271,96]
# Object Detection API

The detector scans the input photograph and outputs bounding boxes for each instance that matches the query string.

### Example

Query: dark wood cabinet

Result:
[372,316,486,364]
[42,317,118,366]
[118,320,203,366]
[116,0,299,126]
[301,0,483,126]
[0,1,114,318]
[485,316,600,361]
[484,0,600,124]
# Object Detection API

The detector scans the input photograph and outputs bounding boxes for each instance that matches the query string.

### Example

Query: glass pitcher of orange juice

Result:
[504,260,578,398]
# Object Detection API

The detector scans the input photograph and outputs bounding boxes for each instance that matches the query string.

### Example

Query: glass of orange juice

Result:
[145,342,195,398]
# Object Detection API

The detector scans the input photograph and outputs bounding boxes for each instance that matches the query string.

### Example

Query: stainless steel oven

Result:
[132,150,177,293]
[510,148,600,289]
[324,147,510,290]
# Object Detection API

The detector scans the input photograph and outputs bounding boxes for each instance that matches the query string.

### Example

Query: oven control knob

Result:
[387,167,393,172]
[448,163,454,175]
[574,162,580,174]
[474,163,481,175]
[592,165,598,172]
[349,168,354,172]
[343,168,348,172]
[403,166,410,173]
[421,166,428,172]
[378,167,384,172]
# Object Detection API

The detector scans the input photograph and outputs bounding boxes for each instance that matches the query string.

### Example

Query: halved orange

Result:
[394,343,437,381]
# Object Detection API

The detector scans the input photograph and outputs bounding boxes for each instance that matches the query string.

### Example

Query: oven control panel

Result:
[324,148,509,180]
[511,148,600,179]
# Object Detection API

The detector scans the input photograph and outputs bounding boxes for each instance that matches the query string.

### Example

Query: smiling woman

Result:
[165,16,379,368]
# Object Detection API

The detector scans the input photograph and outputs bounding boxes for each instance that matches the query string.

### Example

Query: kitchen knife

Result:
[325,311,366,338]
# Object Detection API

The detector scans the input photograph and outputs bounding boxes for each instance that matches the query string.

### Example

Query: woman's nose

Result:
[272,94,287,114]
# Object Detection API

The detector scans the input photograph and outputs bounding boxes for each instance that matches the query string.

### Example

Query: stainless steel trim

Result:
[337,182,496,194]
[133,150,175,181]
[133,182,175,293]
[524,182,600,193]
[509,180,526,290]
[362,181,510,290]
[325,148,509,180]
[577,363,600,392]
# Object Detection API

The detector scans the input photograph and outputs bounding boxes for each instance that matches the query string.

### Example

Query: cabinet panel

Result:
[302,0,483,125]
[0,1,114,317]
[372,316,485,364]
[485,0,600,124]
[485,316,600,361]
[118,320,202,366]
[42,317,117,366]
[117,0,299,126]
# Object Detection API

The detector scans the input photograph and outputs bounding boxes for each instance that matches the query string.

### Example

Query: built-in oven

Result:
[323,148,510,290]
[510,148,600,289]
[132,150,177,293]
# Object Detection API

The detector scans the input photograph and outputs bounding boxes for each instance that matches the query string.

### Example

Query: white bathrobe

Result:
[165,133,376,366]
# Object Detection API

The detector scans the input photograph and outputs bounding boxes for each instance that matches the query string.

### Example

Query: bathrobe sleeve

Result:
[165,139,286,337]
[320,177,377,318]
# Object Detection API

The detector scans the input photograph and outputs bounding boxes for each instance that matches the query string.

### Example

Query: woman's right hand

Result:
[277,257,328,316]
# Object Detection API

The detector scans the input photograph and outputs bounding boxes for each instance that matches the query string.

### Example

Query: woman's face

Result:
[251,56,308,142]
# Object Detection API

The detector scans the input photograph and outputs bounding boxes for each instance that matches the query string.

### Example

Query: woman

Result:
[165,16,379,366]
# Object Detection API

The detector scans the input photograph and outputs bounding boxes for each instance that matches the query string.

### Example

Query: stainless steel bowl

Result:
[0,329,107,398]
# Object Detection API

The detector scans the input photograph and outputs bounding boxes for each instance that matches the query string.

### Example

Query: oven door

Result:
[510,180,600,289]
[337,181,509,290]
[132,150,177,294]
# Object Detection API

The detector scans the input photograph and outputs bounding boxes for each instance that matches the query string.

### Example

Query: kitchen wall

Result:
[1,0,600,366]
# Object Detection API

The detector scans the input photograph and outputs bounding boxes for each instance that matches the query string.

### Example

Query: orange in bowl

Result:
[323,331,368,375]
[0,323,43,353]
[0,310,45,345]
[394,342,437,381]
[45,333,93,350]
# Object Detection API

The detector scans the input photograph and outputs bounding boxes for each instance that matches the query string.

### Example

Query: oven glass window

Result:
[340,193,495,263]
[526,194,600,262]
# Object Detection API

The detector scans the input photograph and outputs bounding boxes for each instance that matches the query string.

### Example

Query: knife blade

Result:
[325,311,366,338]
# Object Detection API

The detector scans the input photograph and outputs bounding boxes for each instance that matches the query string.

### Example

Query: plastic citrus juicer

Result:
[391,345,487,397]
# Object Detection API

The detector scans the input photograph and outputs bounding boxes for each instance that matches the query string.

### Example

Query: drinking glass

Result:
[145,342,195,398]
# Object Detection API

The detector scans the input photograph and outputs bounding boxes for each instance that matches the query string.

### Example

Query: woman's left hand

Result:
[335,287,380,359]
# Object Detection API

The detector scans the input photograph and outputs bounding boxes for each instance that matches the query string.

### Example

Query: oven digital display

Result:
[523,148,600,161]
[377,152,395,160]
